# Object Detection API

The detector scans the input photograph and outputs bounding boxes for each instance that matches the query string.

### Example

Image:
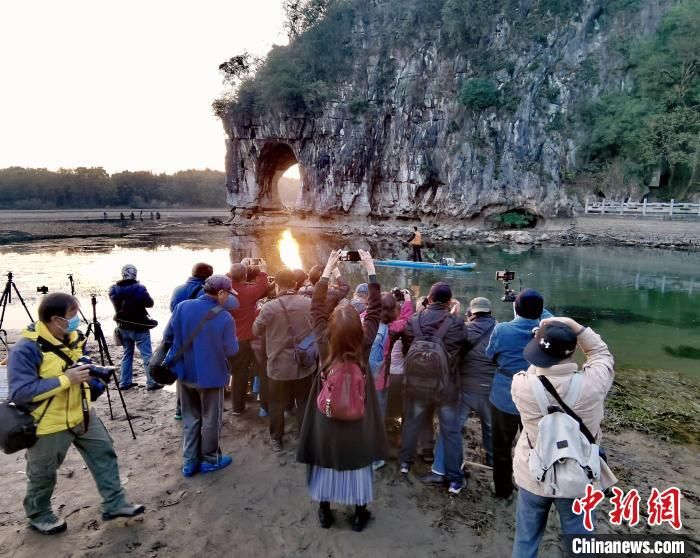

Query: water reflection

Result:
[1,230,698,377]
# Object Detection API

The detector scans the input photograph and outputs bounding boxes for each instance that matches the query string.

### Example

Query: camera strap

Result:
[36,336,90,432]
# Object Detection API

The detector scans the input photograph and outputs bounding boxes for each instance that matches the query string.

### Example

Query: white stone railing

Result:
[584,199,700,217]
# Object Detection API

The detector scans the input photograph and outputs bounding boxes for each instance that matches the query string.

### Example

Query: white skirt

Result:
[308,465,373,505]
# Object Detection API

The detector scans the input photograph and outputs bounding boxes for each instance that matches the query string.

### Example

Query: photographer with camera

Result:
[485,288,552,501]
[109,264,161,391]
[7,293,144,534]
[253,268,313,452]
[227,259,269,416]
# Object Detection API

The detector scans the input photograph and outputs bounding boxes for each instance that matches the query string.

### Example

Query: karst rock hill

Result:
[219,0,674,224]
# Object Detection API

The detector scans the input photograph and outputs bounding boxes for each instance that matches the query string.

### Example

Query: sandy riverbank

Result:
[0,332,698,558]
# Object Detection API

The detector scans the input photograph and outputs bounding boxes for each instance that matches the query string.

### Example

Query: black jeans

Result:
[411,245,422,262]
[491,404,522,498]
[230,340,255,413]
[268,374,313,442]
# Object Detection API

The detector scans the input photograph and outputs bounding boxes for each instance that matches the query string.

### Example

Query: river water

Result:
[1,225,698,377]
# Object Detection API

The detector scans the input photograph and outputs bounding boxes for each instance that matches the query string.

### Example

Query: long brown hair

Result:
[327,304,365,368]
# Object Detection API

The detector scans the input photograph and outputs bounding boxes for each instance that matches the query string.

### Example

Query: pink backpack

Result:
[316,361,366,421]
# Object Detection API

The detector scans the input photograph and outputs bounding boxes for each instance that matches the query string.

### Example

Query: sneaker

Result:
[200,455,233,474]
[147,383,164,391]
[399,462,410,474]
[258,407,268,418]
[420,472,447,486]
[351,507,371,532]
[174,413,182,421]
[271,438,283,453]
[372,460,386,471]
[28,514,67,535]
[182,462,199,478]
[448,479,467,495]
[102,503,145,521]
[231,410,243,417]
[119,382,137,391]
[318,504,334,529]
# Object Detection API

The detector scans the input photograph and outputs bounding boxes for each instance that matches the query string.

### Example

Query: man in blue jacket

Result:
[169,262,214,311]
[169,262,214,420]
[163,275,239,477]
[109,264,160,391]
[485,288,552,500]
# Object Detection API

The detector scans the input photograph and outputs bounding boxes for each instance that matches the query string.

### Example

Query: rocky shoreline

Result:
[233,214,700,251]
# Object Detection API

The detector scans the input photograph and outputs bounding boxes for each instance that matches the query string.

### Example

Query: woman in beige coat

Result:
[511,317,616,558]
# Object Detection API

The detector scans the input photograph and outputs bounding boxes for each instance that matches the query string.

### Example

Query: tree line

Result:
[0,167,227,209]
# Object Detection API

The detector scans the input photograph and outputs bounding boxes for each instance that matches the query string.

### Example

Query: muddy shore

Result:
[0,331,698,558]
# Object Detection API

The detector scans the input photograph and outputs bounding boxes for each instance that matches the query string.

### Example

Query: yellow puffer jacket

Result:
[22,322,90,435]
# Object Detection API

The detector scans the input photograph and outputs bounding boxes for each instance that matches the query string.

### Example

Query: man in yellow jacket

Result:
[8,293,144,535]
[406,226,423,262]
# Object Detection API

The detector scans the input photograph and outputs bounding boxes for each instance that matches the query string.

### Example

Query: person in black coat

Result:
[297,249,388,532]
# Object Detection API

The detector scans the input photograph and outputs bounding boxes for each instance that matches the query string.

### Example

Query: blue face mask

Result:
[60,315,81,333]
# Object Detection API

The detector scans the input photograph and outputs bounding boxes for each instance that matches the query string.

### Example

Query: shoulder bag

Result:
[150,306,224,385]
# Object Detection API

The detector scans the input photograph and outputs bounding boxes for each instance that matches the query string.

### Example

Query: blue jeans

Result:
[432,391,493,475]
[376,389,388,419]
[119,328,155,388]
[399,395,462,483]
[512,487,592,558]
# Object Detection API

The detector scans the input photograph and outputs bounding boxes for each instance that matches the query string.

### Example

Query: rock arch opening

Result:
[256,142,301,210]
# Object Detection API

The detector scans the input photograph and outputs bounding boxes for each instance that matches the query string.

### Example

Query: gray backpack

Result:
[404,316,451,401]
[526,373,602,498]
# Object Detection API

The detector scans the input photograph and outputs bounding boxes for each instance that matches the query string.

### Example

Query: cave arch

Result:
[255,142,301,210]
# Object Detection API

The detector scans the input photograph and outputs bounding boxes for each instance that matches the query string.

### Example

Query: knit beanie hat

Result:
[121,264,137,280]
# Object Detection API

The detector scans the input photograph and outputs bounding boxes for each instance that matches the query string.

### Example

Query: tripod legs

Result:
[91,321,137,440]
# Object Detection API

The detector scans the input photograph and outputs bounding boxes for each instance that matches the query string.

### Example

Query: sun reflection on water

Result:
[278,229,302,270]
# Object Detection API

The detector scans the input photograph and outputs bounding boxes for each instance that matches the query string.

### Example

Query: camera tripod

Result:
[81,292,136,440]
[0,272,34,351]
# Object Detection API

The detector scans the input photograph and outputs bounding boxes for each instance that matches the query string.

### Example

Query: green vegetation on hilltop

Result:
[0,167,226,209]
[578,0,699,199]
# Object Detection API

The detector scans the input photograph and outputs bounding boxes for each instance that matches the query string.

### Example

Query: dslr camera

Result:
[77,357,116,383]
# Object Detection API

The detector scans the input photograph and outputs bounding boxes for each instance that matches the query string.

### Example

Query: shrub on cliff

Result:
[459,79,498,111]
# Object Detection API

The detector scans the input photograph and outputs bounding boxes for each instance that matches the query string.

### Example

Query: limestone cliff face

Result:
[221,0,672,223]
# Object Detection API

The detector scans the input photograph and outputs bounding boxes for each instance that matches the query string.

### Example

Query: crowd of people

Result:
[5,248,616,557]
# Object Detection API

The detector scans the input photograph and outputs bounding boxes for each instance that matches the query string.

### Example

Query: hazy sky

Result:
[0,1,288,174]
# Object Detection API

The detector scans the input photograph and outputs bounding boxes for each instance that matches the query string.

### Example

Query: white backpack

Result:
[527,373,602,498]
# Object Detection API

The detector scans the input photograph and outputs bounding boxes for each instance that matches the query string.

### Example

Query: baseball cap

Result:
[469,297,491,313]
[523,321,578,367]
[204,274,238,296]
[429,282,452,304]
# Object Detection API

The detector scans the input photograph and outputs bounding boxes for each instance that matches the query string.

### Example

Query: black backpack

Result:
[404,315,452,401]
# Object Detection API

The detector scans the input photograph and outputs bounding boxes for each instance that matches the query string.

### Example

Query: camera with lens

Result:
[36,286,49,294]
[77,357,116,383]
[339,250,361,262]
[495,270,516,282]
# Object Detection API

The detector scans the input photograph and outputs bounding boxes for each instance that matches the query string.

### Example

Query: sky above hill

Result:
[0,0,289,174]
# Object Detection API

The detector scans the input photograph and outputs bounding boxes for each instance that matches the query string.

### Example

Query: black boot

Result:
[318,501,334,529]
[351,505,371,532]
